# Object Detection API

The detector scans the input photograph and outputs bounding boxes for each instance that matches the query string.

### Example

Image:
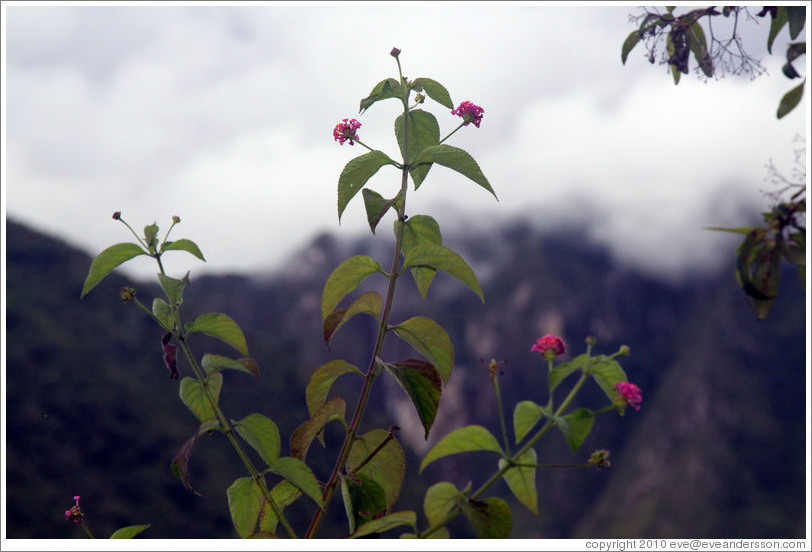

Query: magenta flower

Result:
[531,334,566,360]
[614,381,642,411]
[112,211,121,220]
[65,495,82,523]
[333,118,362,146]
[451,101,484,128]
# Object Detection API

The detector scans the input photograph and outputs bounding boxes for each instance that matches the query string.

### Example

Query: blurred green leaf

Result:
[323,291,382,347]
[152,298,173,330]
[109,524,151,539]
[768,7,788,54]
[321,255,385,320]
[397,214,442,297]
[341,473,388,534]
[395,109,440,187]
[460,496,512,538]
[179,373,223,423]
[589,357,629,405]
[786,6,806,39]
[80,242,148,299]
[411,77,453,109]
[513,400,546,444]
[227,476,263,538]
[143,223,159,251]
[347,428,406,511]
[162,238,206,261]
[423,481,462,526]
[621,30,641,64]
[306,360,363,418]
[351,511,416,538]
[403,243,484,302]
[393,316,454,385]
[267,456,324,509]
[549,353,589,392]
[201,353,259,379]
[359,78,403,114]
[777,80,805,119]
[362,188,397,234]
[420,425,503,473]
[259,480,301,535]
[234,413,281,467]
[412,144,497,198]
[556,408,595,453]
[290,398,346,461]
[384,359,442,439]
[499,448,538,514]
[338,150,398,221]
[687,23,713,77]
[185,313,248,356]
[158,272,187,307]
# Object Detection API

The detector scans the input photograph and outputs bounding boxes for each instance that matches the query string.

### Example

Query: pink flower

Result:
[615,381,642,411]
[65,495,82,523]
[451,101,484,128]
[531,334,566,359]
[333,118,362,146]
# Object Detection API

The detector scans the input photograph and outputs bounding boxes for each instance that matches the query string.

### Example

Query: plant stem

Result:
[305,96,412,539]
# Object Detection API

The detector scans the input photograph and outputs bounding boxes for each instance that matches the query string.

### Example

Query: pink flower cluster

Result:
[614,381,642,411]
[65,495,82,523]
[531,334,566,359]
[452,101,484,128]
[333,118,362,146]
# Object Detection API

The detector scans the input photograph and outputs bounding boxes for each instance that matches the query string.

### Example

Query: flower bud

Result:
[172,216,181,223]
[112,211,121,220]
[120,286,135,302]
[588,449,611,469]
[619,345,630,356]
[390,47,401,57]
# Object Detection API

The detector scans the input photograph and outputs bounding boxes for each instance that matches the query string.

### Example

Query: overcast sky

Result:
[2,2,808,283]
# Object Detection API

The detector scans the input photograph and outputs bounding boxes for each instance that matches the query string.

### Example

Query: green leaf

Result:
[109,524,151,539]
[786,6,806,40]
[411,77,454,109]
[403,243,484,302]
[423,481,462,526]
[290,397,346,460]
[748,240,781,319]
[460,497,512,539]
[397,214,443,297]
[777,80,805,119]
[621,30,641,64]
[185,313,248,356]
[179,373,223,422]
[347,428,406,511]
[384,359,442,439]
[687,22,713,77]
[393,316,454,386]
[513,400,546,444]
[549,353,590,392]
[227,477,263,538]
[306,360,363,418]
[321,255,385,320]
[499,448,538,514]
[162,238,206,261]
[158,272,187,307]
[234,413,281,467]
[351,511,417,538]
[80,242,148,298]
[201,353,259,379]
[768,7,788,54]
[412,144,497,199]
[420,425,503,473]
[359,78,403,114]
[395,109,440,188]
[152,298,173,331]
[323,291,382,347]
[362,188,397,234]
[259,480,301,535]
[267,456,324,509]
[338,150,397,221]
[556,408,595,453]
[589,358,629,404]
[341,473,388,535]
[143,222,159,251]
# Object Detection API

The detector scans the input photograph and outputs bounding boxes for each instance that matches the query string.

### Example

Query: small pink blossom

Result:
[333,118,362,146]
[531,334,566,359]
[451,101,484,128]
[615,381,642,411]
[65,495,82,523]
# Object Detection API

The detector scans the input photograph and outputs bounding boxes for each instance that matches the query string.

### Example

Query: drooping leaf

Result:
[351,511,417,538]
[306,360,363,418]
[321,255,385,320]
[412,144,497,199]
[201,353,259,379]
[341,473,388,535]
[359,78,403,114]
[143,222,159,251]
[394,109,440,187]
[393,316,454,385]
[460,496,513,539]
[768,7,788,54]
[267,456,324,509]
[384,359,442,439]
[621,30,641,64]
[411,77,453,109]
[152,298,173,331]
[290,397,346,460]
[323,291,382,347]
[556,408,595,453]
[498,448,538,514]
[777,80,805,119]
[338,150,398,221]
[513,400,546,444]
[786,7,806,39]
[403,243,484,302]
[347,428,406,510]
[686,22,713,77]
[423,481,462,526]
[227,476,263,538]
[109,524,151,539]
[170,433,202,496]
[185,313,248,356]
[396,214,443,297]
[234,413,281,467]
[161,238,206,261]
[362,188,397,234]
[158,272,187,307]
[549,353,590,392]
[259,480,301,535]
[80,242,148,299]
[420,425,503,473]
[589,358,629,404]
[178,373,223,423]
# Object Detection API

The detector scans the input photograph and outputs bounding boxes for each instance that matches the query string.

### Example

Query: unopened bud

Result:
[390,47,401,57]
[120,286,135,302]
[112,211,122,220]
[585,336,597,346]
[619,345,630,356]
[172,216,181,223]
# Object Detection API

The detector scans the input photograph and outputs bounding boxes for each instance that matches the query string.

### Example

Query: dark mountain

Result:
[4,217,807,539]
